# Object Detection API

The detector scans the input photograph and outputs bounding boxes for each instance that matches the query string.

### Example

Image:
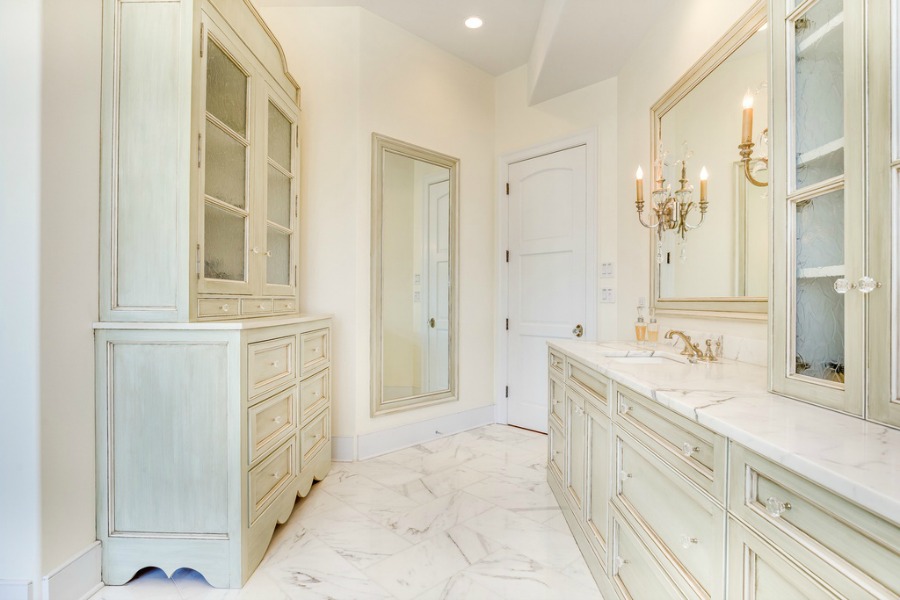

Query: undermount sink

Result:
[610,355,684,365]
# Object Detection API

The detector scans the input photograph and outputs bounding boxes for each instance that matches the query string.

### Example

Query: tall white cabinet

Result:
[96,0,332,588]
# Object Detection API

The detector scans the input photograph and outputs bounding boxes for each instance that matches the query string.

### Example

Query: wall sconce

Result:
[739,92,768,187]
[635,153,709,256]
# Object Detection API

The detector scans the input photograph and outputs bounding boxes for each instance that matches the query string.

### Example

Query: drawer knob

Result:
[620,401,631,414]
[314,434,321,440]
[680,535,699,549]
[619,470,632,483]
[221,304,229,312]
[258,304,265,309]
[313,347,319,353]
[613,556,628,573]
[681,443,700,458]
[252,247,260,254]
[273,416,283,425]
[272,471,281,479]
[765,496,792,518]
[287,304,293,309]
[271,361,279,367]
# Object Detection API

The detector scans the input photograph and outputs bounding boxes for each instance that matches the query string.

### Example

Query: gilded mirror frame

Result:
[371,133,460,416]
[650,0,768,319]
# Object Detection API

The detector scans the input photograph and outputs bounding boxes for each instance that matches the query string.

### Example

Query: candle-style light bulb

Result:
[699,166,709,203]
[635,166,644,205]
[742,91,754,144]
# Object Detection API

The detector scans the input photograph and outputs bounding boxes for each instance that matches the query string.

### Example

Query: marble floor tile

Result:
[88,425,601,600]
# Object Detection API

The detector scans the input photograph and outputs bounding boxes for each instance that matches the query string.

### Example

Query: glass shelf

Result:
[797,137,844,167]
[797,12,843,55]
[797,265,844,279]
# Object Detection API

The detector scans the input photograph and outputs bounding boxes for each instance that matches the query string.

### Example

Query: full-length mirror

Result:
[650,2,768,316]
[371,134,459,416]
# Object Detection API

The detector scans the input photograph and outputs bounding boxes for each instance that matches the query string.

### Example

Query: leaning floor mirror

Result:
[371,134,459,416]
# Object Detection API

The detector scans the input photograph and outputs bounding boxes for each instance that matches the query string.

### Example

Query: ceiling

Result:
[256,0,668,103]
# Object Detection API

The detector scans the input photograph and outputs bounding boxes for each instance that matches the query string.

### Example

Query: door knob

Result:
[572,324,584,338]
[429,318,436,328]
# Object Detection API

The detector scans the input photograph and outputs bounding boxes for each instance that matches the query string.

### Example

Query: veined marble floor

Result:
[88,425,603,600]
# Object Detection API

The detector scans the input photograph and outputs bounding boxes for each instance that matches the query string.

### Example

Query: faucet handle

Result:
[704,339,717,362]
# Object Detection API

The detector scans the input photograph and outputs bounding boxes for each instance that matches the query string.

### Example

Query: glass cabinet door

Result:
[199,31,252,294]
[262,95,297,296]
[772,0,866,415]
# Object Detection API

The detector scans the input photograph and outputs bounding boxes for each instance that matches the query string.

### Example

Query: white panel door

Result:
[427,178,450,391]
[508,145,590,432]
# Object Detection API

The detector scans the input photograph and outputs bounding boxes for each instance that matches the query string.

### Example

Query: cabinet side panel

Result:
[109,341,229,534]
[110,2,184,315]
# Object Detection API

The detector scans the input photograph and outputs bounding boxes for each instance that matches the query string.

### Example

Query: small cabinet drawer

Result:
[567,359,609,411]
[549,348,565,375]
[615,428,725,599]
[549,373,565,431]
[729,444,900,597]
[248,437,296,524]
[273,298,296,313]
[241,298,273,316]
[198,297,239,318]
[247,336,296,400]
[611,510,689,600]
[248,386,297,464]
[548,422,565,483]
[300,328,329,376]
[300,408,329,466]
[615,385,726,502]
[727,517,883,600]
[300,369,329,425]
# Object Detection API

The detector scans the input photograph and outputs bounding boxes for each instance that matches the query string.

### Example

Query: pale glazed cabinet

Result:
[100,0,300,323]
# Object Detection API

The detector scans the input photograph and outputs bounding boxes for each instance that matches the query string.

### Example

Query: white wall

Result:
[616,0,765,342]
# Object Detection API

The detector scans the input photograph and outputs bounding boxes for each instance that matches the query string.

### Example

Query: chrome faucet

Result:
[664,330,705,361]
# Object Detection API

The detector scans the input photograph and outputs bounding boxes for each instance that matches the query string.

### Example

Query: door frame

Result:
[494,129,599,425]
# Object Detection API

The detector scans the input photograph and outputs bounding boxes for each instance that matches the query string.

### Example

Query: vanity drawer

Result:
[248,436,296,524]
[567,359,610,410]
[549,348,565,375]
[549,372,565,430]
[616,386,726,502]
[729,444,900,597]
[300,328,329,376]
[611,510,689,600]
[548,422,565,483]
[615,428,725,599]
[197,297,239,318]
[300,368,329,425]
[241,298,273,316]
[273,298,296,313]
[727,517,885,600]
[248,386,297,465]
[247,336,296,400]
[300,408,329,466]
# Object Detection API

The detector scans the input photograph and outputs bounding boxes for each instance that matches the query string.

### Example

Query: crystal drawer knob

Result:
[681,442,700,458]
[258,304,265,309]
[619,470,632,483]
[765,496,792,518]
[273,416,283,425]
[857,276,881,294]
[271,361,279,367]
[272,471,281,479]
[613,556,628,573]
[833,278,855,294]
[620,401,631,414]
[680,535,699,549]
[252,247,260,254]
[221,304,230,312]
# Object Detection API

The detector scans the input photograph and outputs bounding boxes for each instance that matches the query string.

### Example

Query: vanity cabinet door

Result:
[584,398,610,563]
[565,388,587,513]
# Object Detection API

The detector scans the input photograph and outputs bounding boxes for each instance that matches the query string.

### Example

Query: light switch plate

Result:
[601,288,616,303]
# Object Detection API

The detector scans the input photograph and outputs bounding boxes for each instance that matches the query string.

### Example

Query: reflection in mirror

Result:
[652,3,768,315]
[372,135,458,415]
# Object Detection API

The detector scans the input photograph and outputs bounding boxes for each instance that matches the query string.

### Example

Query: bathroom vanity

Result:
[546,341,900,600]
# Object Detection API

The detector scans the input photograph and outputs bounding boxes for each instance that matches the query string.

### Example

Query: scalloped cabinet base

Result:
[95,317,333,588]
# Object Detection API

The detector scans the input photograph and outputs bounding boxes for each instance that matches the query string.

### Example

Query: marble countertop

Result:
[93,313,332,330]
[549,340,900,525]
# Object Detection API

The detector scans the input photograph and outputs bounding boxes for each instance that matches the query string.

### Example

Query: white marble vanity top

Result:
[550,340,900,525]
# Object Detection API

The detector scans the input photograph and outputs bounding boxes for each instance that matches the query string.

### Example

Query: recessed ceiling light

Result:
[465,16,483,29]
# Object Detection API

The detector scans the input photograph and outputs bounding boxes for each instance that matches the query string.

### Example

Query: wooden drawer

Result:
[247,336,296,400]
[615,385,726,502]
[567,359,609,412]
[248,437,296,525]
[611,510,689,600]
[549,372,565,430]
[273,298,296,313]
[300,408,329,466]
[300,328,329,376]
[300,368,329,425]
[548,422,565,483]
[566,388,588,512]
[197,297,239,318]
[549,347,565,375]
[729,444,900,597]
[615,428,725,599]
[241,298,273,316]
[727,517,884,599]
[248,386,297,464]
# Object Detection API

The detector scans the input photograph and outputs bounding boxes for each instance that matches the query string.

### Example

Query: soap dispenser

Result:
[635,305,647,342]
[647,308,659,343]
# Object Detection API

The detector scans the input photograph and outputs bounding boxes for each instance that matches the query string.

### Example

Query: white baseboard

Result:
[357,405,495,460]
[0,581,32,600]
[331,436,355,462]
[41,541,101,600]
